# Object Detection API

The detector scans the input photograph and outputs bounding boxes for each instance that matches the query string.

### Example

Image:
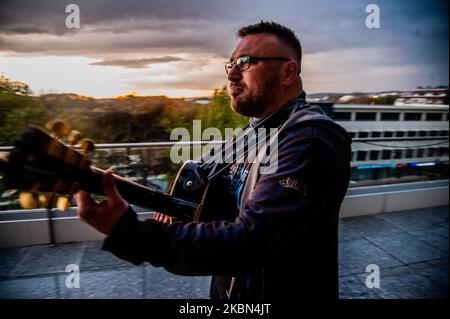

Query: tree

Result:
[197,87,247,136]
[0,75,32,95]
[0,93,47,145]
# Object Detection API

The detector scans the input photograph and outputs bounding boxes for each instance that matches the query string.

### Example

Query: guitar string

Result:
[202,96,308,180]
[198,105,291,174]
[200,123,278,180]
[205,127,278,181]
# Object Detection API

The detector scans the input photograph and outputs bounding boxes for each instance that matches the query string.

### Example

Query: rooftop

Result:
[0,206,447,299]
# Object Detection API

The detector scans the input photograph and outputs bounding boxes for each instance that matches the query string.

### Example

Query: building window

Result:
[438,148,448,156]
[369,150,379,160]
[418,131,428,137]
[407,131,416,137]
[393,149,403,159]
[425,113,443,121]
[357,151,367,161]
[384,131,394,138]
[382,150,392,160]
[349,132,356,138]
[381,112,400,121]
[439,130,449,136]
[404,113,422,121]
[416,149,425,158]
[405,149,414,158]
[371,131,381,138]
[396,131,405,137]
[355,112,376,121]
[429,131,438,137]
[428,148,439,157]
[359,132,369,138]
[334,112,352,121]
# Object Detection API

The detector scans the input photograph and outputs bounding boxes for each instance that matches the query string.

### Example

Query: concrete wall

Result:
[0,181,448,247]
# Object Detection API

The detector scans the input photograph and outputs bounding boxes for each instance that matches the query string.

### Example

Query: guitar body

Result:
[169,161,239,222]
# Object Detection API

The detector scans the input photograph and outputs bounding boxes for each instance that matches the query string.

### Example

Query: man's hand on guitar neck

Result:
[75,170,129,236]
[153,212,173,224]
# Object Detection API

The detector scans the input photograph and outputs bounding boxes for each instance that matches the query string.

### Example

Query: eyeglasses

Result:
[225,55,291,75]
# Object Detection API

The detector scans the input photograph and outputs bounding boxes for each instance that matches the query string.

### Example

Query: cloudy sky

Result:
[0,0,448,97]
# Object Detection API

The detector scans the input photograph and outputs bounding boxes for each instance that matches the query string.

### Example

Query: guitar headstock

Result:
[0,120,96,211]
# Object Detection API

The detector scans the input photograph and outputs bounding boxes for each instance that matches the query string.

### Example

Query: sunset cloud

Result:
[0,0,447,97]
[90,56,186,69]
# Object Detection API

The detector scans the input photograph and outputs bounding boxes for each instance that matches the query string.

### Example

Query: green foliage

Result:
[338,95,398,105]
[197,87,247,138]
[0,85,248,145]
[372,96,397,105]
[0,92,48,145]
[0,86,248,186]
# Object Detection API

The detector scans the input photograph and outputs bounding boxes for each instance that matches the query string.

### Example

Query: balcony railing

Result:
[0,136,448,207]
[0,136,448,152]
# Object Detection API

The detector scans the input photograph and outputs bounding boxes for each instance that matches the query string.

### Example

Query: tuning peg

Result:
[79,138,95,155]
[46,119,71,138]
[68,130,82,145]
[38,193,51,208]
[56,195,71,212]
[19,192,38,209]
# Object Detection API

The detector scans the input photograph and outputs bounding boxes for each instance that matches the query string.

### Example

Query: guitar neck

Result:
[82,166,198,221]
[0,126,199,221]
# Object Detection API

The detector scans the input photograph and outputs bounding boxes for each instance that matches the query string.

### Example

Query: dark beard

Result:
[231,74,280,117]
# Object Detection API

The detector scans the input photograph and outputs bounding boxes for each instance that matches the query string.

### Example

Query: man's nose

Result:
[227,64,242,82]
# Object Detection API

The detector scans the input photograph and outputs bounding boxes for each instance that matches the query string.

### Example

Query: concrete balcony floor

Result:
[0,206,447,299]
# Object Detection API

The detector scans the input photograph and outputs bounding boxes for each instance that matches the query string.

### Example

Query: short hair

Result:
[237,21,302,74]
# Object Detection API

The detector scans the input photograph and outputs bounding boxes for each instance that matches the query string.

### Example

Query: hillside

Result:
[0,92,240,145]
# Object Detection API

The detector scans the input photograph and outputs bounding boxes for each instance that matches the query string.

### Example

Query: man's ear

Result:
[281,60,299,86]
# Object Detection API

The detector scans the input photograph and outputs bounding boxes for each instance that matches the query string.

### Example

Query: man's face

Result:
[227,33,287,117]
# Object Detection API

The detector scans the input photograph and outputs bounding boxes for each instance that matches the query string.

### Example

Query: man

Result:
[76,21,351,299]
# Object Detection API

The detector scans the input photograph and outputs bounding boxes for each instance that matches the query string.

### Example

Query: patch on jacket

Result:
[279,176,308,195]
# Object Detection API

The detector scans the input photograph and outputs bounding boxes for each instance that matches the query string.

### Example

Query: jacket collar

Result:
[249,91,307,128]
